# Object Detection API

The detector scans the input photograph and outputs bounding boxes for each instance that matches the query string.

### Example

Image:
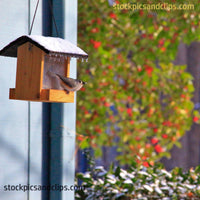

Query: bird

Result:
[55,73,86,93]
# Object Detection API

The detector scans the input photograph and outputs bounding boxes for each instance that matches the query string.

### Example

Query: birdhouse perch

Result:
[0,35,88,103]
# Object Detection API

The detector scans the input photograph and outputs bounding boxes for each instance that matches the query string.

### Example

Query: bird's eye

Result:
[79,80,82,83]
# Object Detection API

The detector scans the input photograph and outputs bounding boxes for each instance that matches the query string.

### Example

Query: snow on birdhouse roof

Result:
[0,35,88,59]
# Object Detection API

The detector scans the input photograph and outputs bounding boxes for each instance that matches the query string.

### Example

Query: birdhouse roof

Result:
[0,35,88,59]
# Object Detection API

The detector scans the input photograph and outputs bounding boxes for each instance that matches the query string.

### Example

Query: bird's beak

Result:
[83,81,87,85]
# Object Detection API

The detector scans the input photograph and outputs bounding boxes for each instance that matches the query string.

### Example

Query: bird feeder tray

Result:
[0,35,88,103]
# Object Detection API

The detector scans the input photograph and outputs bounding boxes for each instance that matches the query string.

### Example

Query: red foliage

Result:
[100,96,106,101]
[77,135,84,141]
[139,10,144,16]
[145,143,151,149]
[193,116,199,122]
[148,34,153,39]
[134,38,140,45]
[97,18,102,25]
[143,161,149,167]
[158,38,165,47]
[127,108,132,117]
[91,27,99,33]
[162,134,168,139]
[104,102,110,107]
[95,125,102,134]
[162,121,172,126]
[109,12,117,20]
[135,136,140,141]
[155,144,163,153]
[80,87,85,92]
[153,128,158,133]
[151,138,159,144]
[160,47,166,52]
[144,65,153,76]
[90,39,101,49]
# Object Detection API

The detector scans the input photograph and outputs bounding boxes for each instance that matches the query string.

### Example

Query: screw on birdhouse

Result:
[28,43,33,51]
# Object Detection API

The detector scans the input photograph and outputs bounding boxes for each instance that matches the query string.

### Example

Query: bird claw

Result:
[64,90,70,94]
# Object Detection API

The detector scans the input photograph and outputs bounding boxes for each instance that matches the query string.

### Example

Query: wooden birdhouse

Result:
[0,35,88,103]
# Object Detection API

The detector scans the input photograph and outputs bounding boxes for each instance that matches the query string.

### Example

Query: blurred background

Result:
[76,0,200,172]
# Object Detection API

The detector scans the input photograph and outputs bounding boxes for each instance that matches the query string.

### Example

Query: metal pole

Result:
[42,0,64,200]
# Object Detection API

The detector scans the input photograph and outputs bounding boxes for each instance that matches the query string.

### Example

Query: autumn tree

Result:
[77,0,200,166]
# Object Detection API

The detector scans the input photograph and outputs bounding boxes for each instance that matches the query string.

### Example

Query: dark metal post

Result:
[42,0,64,200]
